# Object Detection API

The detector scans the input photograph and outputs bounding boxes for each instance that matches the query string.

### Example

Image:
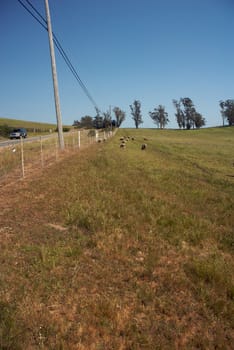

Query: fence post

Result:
[72,130,75,149]
[78,130,81,149]
[40,136,44,168]
[55,138,58,161]
[20,136,25,178]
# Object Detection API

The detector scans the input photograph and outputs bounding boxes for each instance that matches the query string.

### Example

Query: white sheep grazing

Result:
[141,143,147,150]
[120,143,126,148]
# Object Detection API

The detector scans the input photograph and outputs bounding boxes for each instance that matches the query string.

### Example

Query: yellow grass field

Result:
[0,127,233,349]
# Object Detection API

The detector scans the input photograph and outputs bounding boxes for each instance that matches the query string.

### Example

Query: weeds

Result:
[185,252,234,325]
[0,301,23,350]
[0,127,233,349]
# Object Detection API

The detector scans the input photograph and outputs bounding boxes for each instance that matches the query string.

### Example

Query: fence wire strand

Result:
[0,129,114,187]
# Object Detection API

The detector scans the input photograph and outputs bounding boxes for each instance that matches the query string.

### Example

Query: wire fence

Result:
[0,129,115,186]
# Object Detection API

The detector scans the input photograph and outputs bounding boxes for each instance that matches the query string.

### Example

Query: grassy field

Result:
[0,117,57,130]
[0,127,233,349]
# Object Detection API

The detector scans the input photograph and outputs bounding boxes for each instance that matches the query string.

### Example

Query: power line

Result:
[25,0,47,24]
[44,0,64,149]
[17,0,47,30]
[53,38,100,111]
[17,0,101,113]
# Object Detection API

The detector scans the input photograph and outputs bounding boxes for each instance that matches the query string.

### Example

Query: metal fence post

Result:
[78,130,81,149]
[72,130,75,149]
[20,136,25,178]
[40,136,44,168]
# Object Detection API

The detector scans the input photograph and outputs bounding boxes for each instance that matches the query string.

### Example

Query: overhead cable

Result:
[17,0,101,113]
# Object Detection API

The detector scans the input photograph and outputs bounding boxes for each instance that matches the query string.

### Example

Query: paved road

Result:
[0,134,56,148]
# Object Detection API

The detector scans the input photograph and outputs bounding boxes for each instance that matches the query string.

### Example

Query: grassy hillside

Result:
[0,117,57,130]
[0,117,72,139]
[0,127,233,349]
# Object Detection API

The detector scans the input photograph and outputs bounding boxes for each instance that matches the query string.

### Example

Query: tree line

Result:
[73,107,126,129]
[73,98,234,130]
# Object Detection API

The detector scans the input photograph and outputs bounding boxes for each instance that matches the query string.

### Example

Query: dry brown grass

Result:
[0,127,233,349]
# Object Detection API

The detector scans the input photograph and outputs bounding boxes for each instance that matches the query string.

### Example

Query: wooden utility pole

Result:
[44,0,64,149]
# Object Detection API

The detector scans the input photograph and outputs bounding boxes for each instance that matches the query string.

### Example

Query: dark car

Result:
[10,128,27,139]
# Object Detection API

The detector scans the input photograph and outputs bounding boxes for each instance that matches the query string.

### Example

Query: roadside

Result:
[0,129,233,349]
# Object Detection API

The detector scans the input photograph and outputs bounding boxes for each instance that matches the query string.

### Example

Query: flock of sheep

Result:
[96,134,148,150]
[119,136,147,150]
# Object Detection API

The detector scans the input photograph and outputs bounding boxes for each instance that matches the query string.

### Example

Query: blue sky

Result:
[1,0,234,128]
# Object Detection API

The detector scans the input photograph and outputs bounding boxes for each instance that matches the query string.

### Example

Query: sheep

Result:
[120,143,126,148]
[141,143,147,150]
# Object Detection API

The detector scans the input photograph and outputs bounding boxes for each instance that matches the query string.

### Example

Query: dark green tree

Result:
[103,110,112,129]
[194,112,206,128]
[219,100,234,126]
[173,98,205,129]
[172,99,186,129]
[93,109,104,129]
[73,120,80,127]
[149,105,169,129]
[130,100,143,129]
[80,115,93,128]
[180,97,196,129]
[113,107,126,127]
[0,124,13,137]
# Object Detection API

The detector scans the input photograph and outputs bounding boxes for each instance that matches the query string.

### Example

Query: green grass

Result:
[0,117,73,140]
[0,117,57,130]
[0,127,233,349]
[0,129,93,180]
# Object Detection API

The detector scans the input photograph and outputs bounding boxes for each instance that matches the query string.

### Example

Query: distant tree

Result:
[173,97,205,129]
[73,120,81,128]
[55,126,70,132]
[93,115,104,129]
[173,99,186,129]
[93,109,104,129]
[130,100,143,129]
[194,112,206,128]
[149,105,169,129]
[0,124,13,137]
[113,107,126,127]
[181,97,196,129]
[80,115,93,128]
[219,99,234,126]
[111,119,117,127]
[103,110,112,128]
